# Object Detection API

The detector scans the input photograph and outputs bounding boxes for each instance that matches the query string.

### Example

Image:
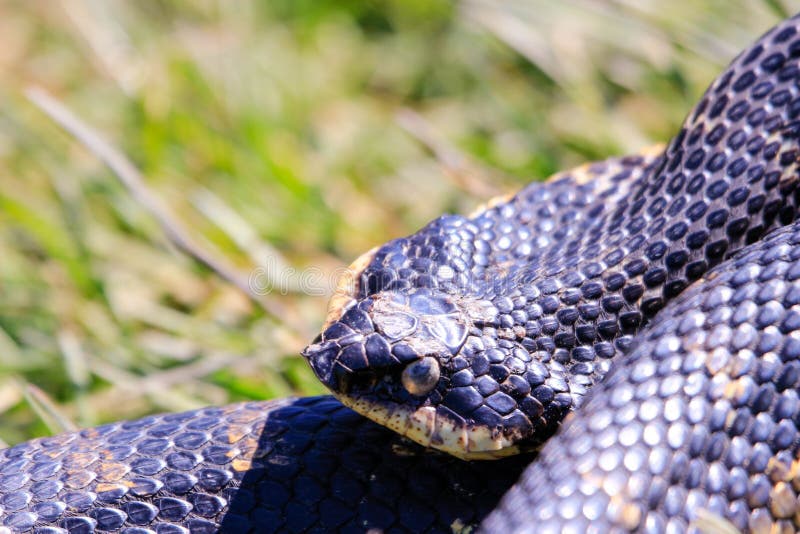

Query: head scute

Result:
[370,289,470,358]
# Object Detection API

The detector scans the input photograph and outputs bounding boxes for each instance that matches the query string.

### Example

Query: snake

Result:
[4,11,800,534]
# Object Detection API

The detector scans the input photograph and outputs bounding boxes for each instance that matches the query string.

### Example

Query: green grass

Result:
[0,0,797,444]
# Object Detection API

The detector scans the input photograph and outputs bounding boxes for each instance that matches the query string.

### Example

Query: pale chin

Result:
[334,393,524,460]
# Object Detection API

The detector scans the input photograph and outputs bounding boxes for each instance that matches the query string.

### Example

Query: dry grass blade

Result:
[57,329,93,425]
[191,187,303,294]
[87,352,244,413]
[396,108,503,198]
[88,359,206,413]
[461,0,570,87]
[58,0,143,95]
[57,329,90,390]
[691,509,743,534]
[0,326,24,364]
[24,86,292,325]
[0,381,23,419]
[22,383,78,435]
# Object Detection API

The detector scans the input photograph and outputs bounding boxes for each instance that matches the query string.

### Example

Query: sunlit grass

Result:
[0,0,796,443]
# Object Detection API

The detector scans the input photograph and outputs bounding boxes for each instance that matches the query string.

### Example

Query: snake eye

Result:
[401,356,440,396]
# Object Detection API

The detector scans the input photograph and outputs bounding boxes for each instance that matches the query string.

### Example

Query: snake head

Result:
[303,288,536,459]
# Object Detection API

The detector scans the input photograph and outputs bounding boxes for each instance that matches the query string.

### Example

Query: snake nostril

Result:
[302,340,342,390]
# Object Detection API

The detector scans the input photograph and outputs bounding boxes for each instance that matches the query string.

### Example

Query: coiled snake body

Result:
[5,13,800,534]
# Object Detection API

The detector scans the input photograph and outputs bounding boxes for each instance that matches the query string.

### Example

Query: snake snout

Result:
[302,335,414,395]
[301,339,341,390]
[303,298,419,394]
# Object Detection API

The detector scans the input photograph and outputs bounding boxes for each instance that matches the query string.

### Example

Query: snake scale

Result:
[5,11,800,534]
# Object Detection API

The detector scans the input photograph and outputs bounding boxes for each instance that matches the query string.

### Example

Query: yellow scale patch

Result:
[336,394,520,460]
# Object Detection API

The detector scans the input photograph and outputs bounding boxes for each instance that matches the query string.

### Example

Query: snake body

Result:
[0,397,531,533]
[5,12,800,534]
[303,13,800,461]
[483,217,800,533]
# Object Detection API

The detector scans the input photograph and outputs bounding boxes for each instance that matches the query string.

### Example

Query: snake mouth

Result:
[334,392,523,460]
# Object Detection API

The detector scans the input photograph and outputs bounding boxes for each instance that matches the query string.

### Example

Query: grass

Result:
[0,0,796,444]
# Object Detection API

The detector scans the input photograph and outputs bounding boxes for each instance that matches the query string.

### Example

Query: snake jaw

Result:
[335,393,525,460]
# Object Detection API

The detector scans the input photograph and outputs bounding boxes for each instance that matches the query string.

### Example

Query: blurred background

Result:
[0,0,797,444]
